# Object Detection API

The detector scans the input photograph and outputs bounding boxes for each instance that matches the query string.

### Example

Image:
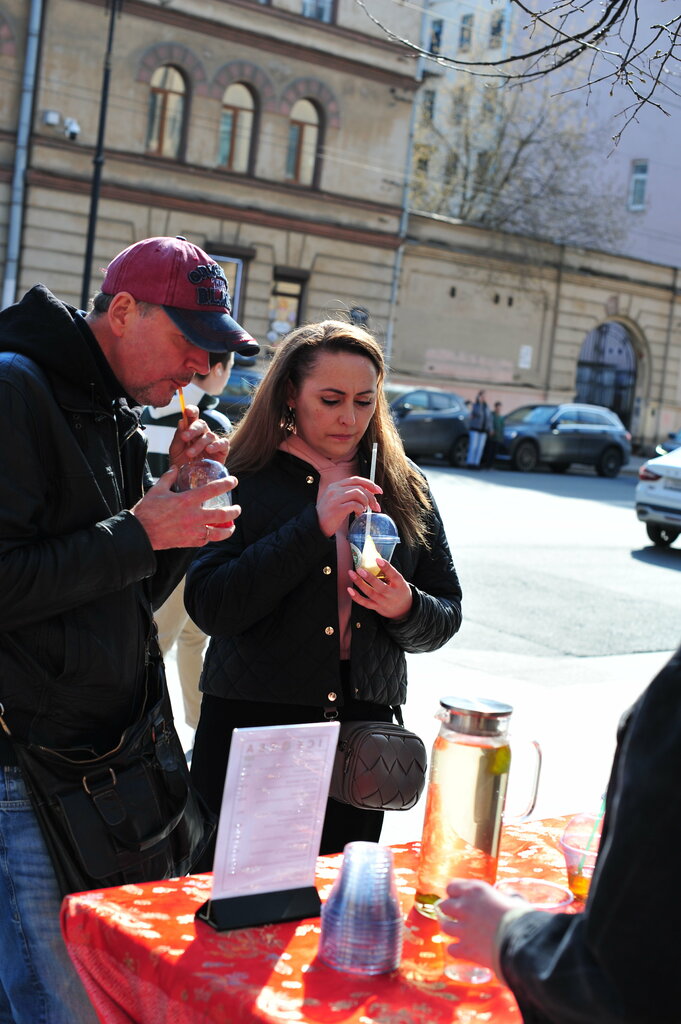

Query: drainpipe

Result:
[1,0,43,310]
[544,244,565,399]
[659,265,679,424]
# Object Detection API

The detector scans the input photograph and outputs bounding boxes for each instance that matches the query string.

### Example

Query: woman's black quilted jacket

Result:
[185,450,462,709]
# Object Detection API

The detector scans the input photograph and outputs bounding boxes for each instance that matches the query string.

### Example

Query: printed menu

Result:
[211,721,340,900]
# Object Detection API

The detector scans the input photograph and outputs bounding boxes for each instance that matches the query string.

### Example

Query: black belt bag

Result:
[0,667,214,898]
[328,707,427,812]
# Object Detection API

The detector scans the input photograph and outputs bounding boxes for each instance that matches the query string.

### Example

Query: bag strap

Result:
[322,701,404,726]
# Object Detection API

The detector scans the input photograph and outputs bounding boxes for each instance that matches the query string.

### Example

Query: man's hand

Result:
[438,880,519,970]
[131,467,240,549]
[167,403,230,469]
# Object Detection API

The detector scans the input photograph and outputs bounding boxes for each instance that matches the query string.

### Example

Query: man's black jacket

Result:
[0,285,189,760]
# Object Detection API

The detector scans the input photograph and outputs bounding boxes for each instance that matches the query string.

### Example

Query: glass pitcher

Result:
[414,696,541,917]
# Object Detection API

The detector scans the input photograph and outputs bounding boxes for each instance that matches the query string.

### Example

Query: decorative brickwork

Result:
[136,43,209,96]
[210,61,276,112]
[280,78,340,129]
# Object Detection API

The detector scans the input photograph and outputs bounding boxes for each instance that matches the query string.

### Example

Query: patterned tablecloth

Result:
[61,816,578,1024]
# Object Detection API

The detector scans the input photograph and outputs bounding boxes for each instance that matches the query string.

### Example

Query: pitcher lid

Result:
[440,696,513,737]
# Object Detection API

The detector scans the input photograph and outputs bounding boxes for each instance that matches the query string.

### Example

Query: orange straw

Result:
[178,387,187,427]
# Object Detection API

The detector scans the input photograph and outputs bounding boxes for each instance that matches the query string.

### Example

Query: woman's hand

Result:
[317,476,382,538]
[347,557,413,620]
[438,879,519,970]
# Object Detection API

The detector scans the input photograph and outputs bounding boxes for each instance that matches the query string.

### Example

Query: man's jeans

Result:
[0,766,98,1024]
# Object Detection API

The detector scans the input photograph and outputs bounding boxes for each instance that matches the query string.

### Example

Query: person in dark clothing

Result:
[437,647,681,1023]
[185,319,462,863]
[482,400,504,468]
[0,235,257,1024]
[466,390,490,468]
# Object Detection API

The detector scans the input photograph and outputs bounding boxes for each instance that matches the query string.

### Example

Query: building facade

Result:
[0,0,679,448]
[0,0,420,345]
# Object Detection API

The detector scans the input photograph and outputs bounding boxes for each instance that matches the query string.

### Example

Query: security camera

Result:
[64,117,80,141]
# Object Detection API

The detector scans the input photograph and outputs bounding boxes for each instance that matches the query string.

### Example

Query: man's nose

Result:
[188,346,210,375]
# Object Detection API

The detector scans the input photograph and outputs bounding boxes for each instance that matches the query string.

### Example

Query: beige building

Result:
[1,0,679,447]
[0,0,419,344]
[395,217,681,445]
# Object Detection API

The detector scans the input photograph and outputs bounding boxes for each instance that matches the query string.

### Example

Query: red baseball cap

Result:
[101,236,259,355]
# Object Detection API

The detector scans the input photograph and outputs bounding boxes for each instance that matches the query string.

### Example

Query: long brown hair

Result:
[228,320,433,545]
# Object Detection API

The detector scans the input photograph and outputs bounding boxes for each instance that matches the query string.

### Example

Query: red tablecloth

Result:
[62,817,577,1024]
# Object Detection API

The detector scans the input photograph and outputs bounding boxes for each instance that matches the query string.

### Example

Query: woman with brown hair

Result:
[185,319,462,860]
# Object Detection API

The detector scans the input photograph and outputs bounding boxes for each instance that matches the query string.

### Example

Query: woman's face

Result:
[288,350,378,461]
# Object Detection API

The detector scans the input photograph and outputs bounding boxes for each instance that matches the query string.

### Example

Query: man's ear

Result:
[107,293,137,337]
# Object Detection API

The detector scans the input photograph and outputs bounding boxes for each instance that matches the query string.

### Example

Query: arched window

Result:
[219,84,254,173]
[285,99,319,186]
[146,65,186,158]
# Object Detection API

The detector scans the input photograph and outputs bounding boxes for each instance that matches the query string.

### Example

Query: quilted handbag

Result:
[329,719,427,811]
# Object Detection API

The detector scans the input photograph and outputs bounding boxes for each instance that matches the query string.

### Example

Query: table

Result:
[62,817,577,1024]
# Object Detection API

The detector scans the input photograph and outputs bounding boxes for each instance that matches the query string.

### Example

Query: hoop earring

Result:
[285,406,297,433]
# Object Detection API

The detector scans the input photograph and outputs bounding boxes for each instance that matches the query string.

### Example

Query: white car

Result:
[635,446,681,546]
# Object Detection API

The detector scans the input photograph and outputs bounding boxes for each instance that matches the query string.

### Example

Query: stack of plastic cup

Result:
[318,842,403,975]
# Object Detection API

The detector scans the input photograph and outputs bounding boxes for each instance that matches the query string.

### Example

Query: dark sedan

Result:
[496,402,631,477]
[386,385,470,467]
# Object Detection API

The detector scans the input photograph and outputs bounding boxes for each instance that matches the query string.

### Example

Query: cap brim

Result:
[164,306,260,355]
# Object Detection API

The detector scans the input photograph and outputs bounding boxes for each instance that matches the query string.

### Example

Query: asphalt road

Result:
[165,458,677,846]
[428,460,681,660]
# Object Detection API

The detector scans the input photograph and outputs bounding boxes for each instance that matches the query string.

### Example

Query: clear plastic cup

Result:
[348,512,400,579]
[318,842,403,975]
[559,812,603,901]
[175,458,233,525]
[494,877,573,910]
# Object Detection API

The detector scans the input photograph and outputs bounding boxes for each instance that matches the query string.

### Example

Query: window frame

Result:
[300,0,335,24]
[146,64,187,159]
[459,13,473,51]
[285,99,322,187]
[628,159,648,211]
[218,82,256,174]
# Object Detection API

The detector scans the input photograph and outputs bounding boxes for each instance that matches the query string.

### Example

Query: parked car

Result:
[385,385,470,467]
[216,360,264,423]
[635,446,681,547]
[496,403,631,477]
[654,428,681,457]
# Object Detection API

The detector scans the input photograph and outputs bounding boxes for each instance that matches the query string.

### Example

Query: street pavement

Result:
[165,446,663,849]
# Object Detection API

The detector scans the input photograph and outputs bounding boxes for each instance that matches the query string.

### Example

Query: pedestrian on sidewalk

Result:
[466,390,490,468]
[0,235,256,1023]
[142,354,234,734]
[185,318,463,864]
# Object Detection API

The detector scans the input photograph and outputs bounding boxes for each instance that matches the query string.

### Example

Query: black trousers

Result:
[190,671,393,870]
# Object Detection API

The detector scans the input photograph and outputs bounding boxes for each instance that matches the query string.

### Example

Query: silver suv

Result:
[497,403,632,477]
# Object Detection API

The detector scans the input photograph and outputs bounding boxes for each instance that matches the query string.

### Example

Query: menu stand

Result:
[196,885,321,931]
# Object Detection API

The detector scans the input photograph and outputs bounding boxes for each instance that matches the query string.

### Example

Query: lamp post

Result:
[80,0,123,310]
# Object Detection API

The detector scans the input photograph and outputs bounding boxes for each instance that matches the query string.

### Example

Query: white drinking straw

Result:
[364,442,378,548]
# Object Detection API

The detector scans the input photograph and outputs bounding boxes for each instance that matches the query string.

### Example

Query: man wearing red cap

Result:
[0,236,258,1022]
